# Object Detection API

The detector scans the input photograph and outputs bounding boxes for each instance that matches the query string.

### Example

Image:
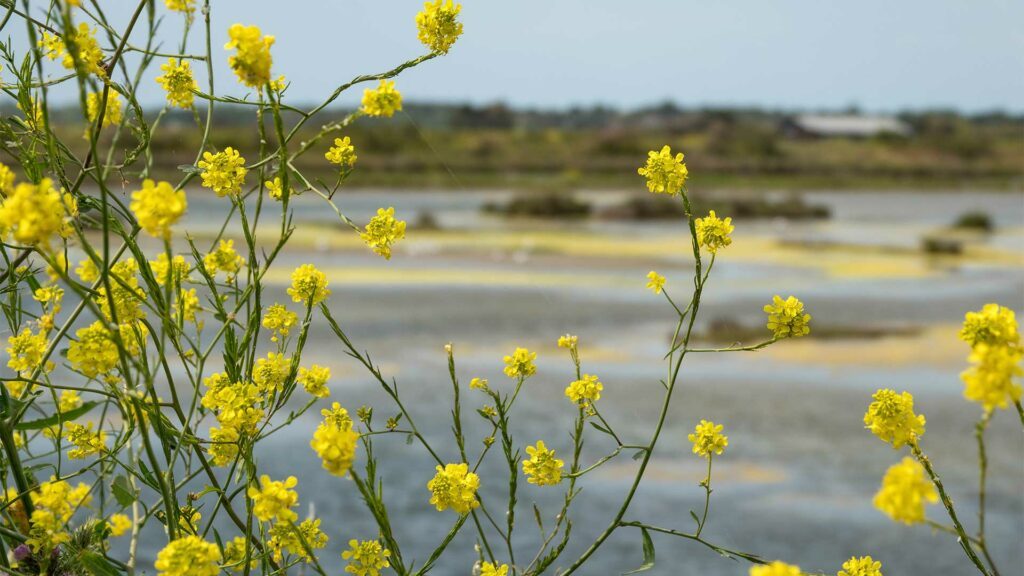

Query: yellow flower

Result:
[503,347,537,379]
[325,136,357,168]
[322,402,354,429]
[59,390,82,412]
[107,513,132,537]
[76,257,99,282]
[202,381,264,434]
[522,440,564,486]
[288,263,330,305]
[253,351,291,393]
[763,295,811,339]
[557,334,578,349]
[18,97,46,130]
[6,327,48,376]
[0,178,76,248]
[86,91,123,128]
[646,271,665,294]
[198,147,247,197]
[156,58,197,108]
[961,343,1023,411]
[0,162,16,195]
[311,414,359,477]
[248,475,299,523]
[480,562,509,576]
[151,253,190,286]
[695,210,734,253]
[40,23,105,77]
[360,207,406,260]
[873,457,937,525]
[565,373,602,407]
[262,303,298,342]
[225,24,274,88]
[26,477,90,552]
[864,389,925,448]
[130,179,187,239]
[837,556,883,576]
[154,535,221,576]
[299,365,331,398]
[960,303,1019,348]
[427,462,480,514]
[64,421,106,459]
[638,145,688,195]
[203,239,245,278]
[342,539,392,576]
[415,0,463,54]
[177,288,202,324]
[67,321,123,378]
[469,377,489,390]
[751,562,802,576]
[688,419,728,457]
[361,80,403,117]
[222,537,256,572]
[165,0,195,14]
[266,518,327,562]
[265,177,294,201]
[207,426,239,466]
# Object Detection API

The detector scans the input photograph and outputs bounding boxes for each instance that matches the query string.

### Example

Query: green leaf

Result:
[111,475,137,507]
[79,551,121,576]
[16,401,99,430]
[588,421,612,436]
[623,527,656,574]
[689,510,700,526]
[632,449,645,461]
[177,164,201,174]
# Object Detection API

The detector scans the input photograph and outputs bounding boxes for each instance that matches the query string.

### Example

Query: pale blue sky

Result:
[15,0,1024,112]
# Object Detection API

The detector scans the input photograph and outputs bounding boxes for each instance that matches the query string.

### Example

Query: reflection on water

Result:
[129,189,1022,574]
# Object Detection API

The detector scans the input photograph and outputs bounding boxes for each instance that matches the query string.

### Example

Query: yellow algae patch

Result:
[766,324,964,368]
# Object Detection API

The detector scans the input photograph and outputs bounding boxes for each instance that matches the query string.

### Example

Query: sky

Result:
[13,0,1024,112]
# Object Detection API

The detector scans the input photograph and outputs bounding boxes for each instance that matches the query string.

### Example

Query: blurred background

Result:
[12,1,1024,574]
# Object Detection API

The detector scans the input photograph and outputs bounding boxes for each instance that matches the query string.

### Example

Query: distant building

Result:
[781,114,912,138]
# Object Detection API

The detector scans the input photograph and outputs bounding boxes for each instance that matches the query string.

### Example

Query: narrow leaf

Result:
[623,527,656,574]
[16,401,99,430]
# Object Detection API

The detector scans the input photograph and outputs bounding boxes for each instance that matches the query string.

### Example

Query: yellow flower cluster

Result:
[565,373,602,407]
[695,210,734,253]
[342,539,392,576]
[481,562,509,576]
[863,389,925,448]
[361,207,407,260]
[637,145,688,195]
[469,377,489,390]
[67,321,137,380]
[39,23,106,77]
[263,303,298,342]
[522,440,564,486]
[361,80,403,117]
[688,419,728,457]
[198,147,247,197]
[837,555,884,576]
[202,374,264,435]
[154,535,221,576]
[225,24,275,88]
[265,177,294,201]
[253,351,291,393]
[503,346,537,379]
[96,259,148,324]
[288,263,331,305]
[959,303,1019,348]
[165,0,195,15]
[107,513,132,537]
[151,254,190,286]
[0,162,15,194]
[299,365,331,398]
[646,271,665,294]
[764,295,811,339]
[427,463,480,514]
[266,518,328,562]
[750,562,802,576]
[207,426,239,467]
[415,0,464,54]
[86,91,123,128]
[204,239,245,279]
[873,457,936,524]
[26,477,91,552]
[156,58,198,108]
[63,421,106,459]
[311,403,359,476]
[0,178,77,248]
[6,327,48,376]
[130,179,188,238]
[958,303,1021,411]
[557,333,578,350]
[325,136,358,168]
[248,475,299,523]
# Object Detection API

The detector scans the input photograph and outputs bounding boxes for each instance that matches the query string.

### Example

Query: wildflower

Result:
[263,304,298,342]
[202,381,264,434]
[178,288,201,324]
[416,0,463,54]
[64,422,106,459]
[18,97,46,129]
[67,321,122,378]
[203,239,245,278]
[5,379,31,398]
[107,514,132,537]
[480,562,510,576]
[96,260,147,324]
[322,402,354,429]
[269,75,287,92]
[638,145,688,195]
[342,539,392,576]
[361,80,402,117]
[503,347,537,379]
[565,373,602,407]
[165,0,195,14]
[688,419,728,457]
[248,475,299,523]
[0,162,15,195]
[198,147,247,197]
[646,271,666,294]
[225,24,275,88]
[76,257,99,282]
[6,327,48,376]
[59,390,82,412]
[178,505,202,534]
[469,377,489,390]
[207,426,239,466]
[151,254,190,286]
[522,440,564,486]
[750,562,803,576]
[873,457,937,525]
[40,23,105,77]
[695,210,734,253]
[222,537,256,572]
[85,91,122,128]
[960,303,1019,348]
[266,518,327,562]
[0,178,76,248]
[863,389,926,448]
[288,263,330,305]
[961,343,1023,411]
[325,136,357,168]
[837,556,883,576]
[155,58,197,108]
[253,352,291,393]
[299,365,331,398]
[154,535,221,576]
[311,416,359,477]
[26,477,88,552]
[130,179,187,238]
[265,177,294,201]
[427,463,480,514]
[763,295,811,339]
[360,207,406,259]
